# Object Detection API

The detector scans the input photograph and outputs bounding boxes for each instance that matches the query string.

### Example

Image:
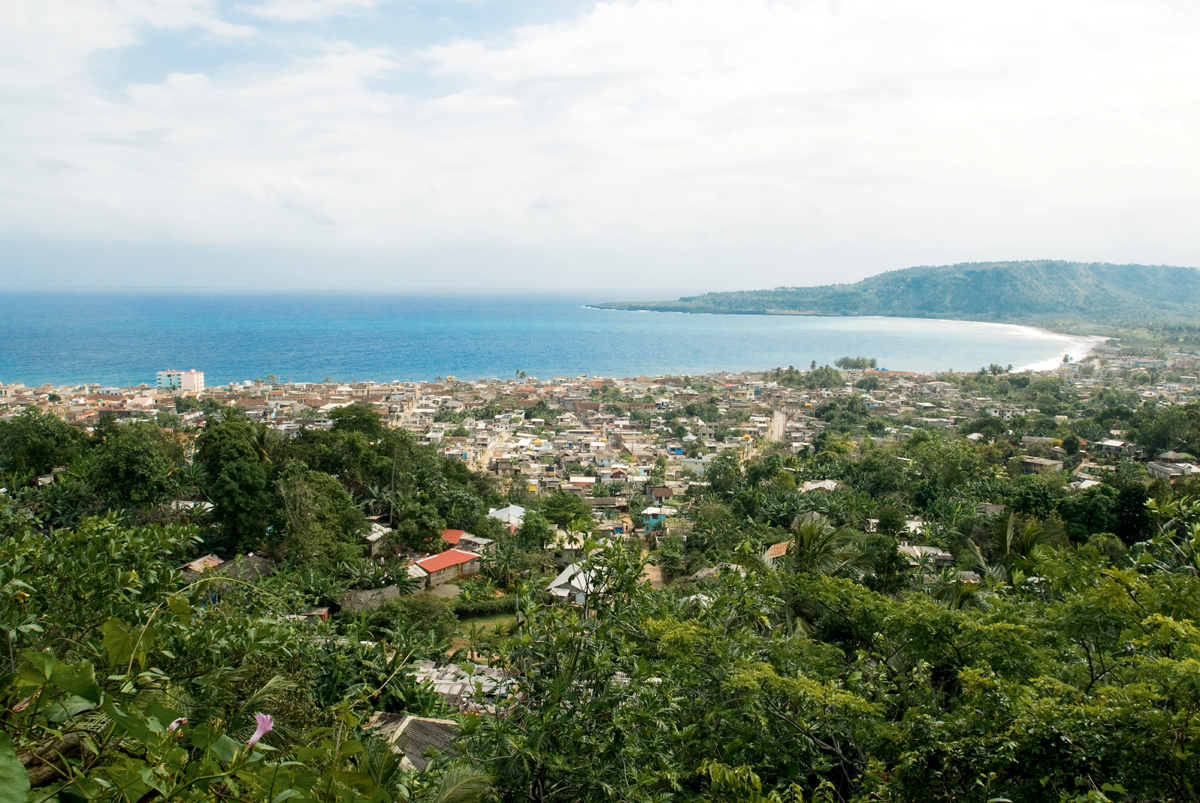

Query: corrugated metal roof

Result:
[415,548,479,573]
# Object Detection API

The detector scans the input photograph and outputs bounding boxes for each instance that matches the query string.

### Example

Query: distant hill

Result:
[597,261,1200,333]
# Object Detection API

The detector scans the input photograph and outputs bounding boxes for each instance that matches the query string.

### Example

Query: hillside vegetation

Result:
[597,260,1200,334]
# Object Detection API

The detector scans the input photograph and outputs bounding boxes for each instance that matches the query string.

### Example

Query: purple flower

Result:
[167,717,187,735]
[246,713,273,748]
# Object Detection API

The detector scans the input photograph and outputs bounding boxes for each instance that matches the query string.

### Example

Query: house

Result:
[687,563,747,582]
[157,369,205,393]
[414,549,481,586]
[408,660,515,713]
[302,607,330,622]
[457,534,495,554]
[406,563,429,589]
[488,504,526,528]
[546,530,593,563]
[441,528,466,548]
[365,713,459,771]
[642,506,677,534]
[180,554,224,582]
[283,607,330,624]
[898,544,955,569]
[169,500,214,515]
[1020,456,1064,473]
[563,476,596,496]
[212,553,276,581]
[763,540,792,563]
[681,454,715,473]
[1099,440,1145,459]
[364,522,392,557]
[800,479,844,493]
[337,584,402,613]
[547,562,606,605]
[1147,461,1191,480]
[649,486,674,505]
[184,553,275,603]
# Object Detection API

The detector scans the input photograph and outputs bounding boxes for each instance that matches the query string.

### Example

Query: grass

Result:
[459,613,517,633]
[449,613,518,659]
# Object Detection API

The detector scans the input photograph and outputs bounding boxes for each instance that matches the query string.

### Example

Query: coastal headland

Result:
[595,260,1200,347]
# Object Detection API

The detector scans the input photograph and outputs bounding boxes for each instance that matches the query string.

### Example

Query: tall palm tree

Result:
[252,423,276,463]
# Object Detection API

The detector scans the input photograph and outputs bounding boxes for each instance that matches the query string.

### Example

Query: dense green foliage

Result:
[7,389,1200,802]
[0,506,489,803]
[458,540,1200,802]
[598,260,1200,334]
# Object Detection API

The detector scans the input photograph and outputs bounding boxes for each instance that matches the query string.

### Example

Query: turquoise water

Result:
[0,292,1096,386]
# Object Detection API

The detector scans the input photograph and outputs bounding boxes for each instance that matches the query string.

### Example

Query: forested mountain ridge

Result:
[597,260,1200,332]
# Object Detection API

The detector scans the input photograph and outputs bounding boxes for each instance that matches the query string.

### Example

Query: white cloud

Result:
[0,0,253,91]
[3,0,1200,287]
[244,0,384,22]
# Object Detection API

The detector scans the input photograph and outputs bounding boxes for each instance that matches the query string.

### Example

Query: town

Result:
[5,347,1200,801]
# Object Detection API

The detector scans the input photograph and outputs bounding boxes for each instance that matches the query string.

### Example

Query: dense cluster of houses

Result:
[8,353,1200,771]
[5,353,1199,506]
[7,353,1200,582]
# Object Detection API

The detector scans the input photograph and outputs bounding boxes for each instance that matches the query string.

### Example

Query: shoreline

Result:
[1012,332,1109,372]
[589,305,1111,373]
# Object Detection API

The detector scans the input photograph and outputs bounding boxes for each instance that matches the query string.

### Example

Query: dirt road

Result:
[768,409,786,443]
[640,550,664,590]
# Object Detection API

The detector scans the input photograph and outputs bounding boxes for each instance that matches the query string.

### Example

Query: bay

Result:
[0,291,1101,387]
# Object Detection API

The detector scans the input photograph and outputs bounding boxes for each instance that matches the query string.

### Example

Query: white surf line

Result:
[1013,331,1111,372]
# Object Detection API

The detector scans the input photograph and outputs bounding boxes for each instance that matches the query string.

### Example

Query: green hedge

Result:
[453,594,517,619]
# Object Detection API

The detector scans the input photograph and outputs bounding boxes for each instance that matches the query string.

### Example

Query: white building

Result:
[157,369,205,393]
[487,504,526,528]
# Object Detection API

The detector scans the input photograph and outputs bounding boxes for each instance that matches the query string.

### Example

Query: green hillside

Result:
[597,260,1200,334]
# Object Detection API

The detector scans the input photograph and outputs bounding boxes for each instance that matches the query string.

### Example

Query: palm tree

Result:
[360,482,390,517]
[1000,515,1054,577]
[781,513,873,577]
[452,622,488,663]
[961,514,1056,592]
[481,540,523,590]
[353,741,493,803]
[927,567,987,609]
[174,460,208,502]
[252,423,276,463]
[426,762,495,803]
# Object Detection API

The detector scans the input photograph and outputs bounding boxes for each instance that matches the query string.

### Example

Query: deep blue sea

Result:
[0,292,1100,387]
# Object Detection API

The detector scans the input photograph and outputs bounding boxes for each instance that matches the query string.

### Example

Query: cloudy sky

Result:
[2,0,1199,292]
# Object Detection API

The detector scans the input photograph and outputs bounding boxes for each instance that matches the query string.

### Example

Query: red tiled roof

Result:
[442,529,465,546]
[415,549,479,573]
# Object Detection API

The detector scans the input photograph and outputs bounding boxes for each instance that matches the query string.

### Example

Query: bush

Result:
[453,594,517,620]
[371,595,459,643]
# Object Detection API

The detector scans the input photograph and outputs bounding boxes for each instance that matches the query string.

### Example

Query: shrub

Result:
[371,595,459,643]
[453,594,517,620]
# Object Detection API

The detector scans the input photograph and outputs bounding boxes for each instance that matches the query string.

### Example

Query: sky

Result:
[2,0,1200,293]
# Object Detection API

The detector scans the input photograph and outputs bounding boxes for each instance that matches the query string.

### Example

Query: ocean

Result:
[0,291,1101,387]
